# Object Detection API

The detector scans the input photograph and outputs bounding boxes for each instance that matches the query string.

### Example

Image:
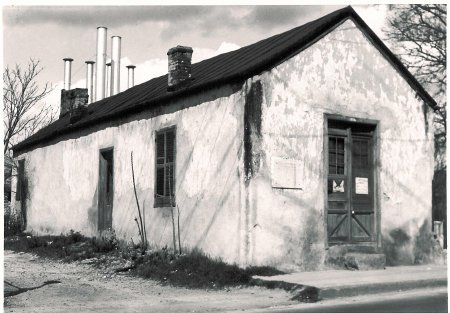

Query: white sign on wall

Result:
[271,157,302,189]
[355,177,369,194]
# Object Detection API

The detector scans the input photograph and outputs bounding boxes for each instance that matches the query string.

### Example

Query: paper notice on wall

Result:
[332,179,345,193]
[355,177,369,194]
[271,157,302,189]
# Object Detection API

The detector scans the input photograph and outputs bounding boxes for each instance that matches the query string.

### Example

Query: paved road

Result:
[246,288,448,313]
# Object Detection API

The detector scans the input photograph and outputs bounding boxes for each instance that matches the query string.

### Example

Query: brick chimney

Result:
[60,88,89,122]
[167,45,193,91]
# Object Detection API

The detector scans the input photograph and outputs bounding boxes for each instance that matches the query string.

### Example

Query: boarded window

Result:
[16,159,25,201]
[154,127,176,207]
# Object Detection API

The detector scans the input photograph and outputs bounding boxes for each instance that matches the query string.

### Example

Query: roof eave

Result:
[12,6,438,156]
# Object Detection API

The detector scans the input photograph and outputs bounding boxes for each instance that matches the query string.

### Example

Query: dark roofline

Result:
[12,6,437,155]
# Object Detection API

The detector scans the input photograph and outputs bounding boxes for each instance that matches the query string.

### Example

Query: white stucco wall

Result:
[245,19,434,269]
[13,18,434,269]
[13,85,248,264]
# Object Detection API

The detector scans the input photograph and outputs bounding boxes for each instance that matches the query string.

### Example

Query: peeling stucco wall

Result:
[243,19,434,269]
[13,85,248,265]
[12,18,434,269]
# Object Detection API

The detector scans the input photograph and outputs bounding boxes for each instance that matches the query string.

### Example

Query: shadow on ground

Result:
[4,280,61,297]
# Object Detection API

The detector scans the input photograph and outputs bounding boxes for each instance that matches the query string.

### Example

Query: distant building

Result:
[12,7,436,270]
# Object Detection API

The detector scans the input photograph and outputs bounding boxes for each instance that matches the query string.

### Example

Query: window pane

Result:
[361,156,369,167]
[329,165,337,175]
[361,141,368,156]
[166,164,175,197]
[329,137,345,175]
[352,139,369,167]
[336,138,344,153]
[353,140,360,156]
[156,133,165,159]
[329,137,336,150]
[329,151,336,164]
[337,152,344,166]
[156,167,165,196]
[166,131,175,163]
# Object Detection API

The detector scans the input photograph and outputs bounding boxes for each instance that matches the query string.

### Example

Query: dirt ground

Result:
[4,250,294,313]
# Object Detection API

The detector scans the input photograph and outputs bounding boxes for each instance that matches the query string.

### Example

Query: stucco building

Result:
[12,7,436,270]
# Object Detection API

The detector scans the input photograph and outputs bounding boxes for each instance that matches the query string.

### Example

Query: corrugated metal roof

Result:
[12,6,437,155]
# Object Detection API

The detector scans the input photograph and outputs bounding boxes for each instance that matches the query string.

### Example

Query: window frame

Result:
[154,126,176,207]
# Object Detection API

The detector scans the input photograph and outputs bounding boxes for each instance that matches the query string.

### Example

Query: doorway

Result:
[326,118,377,244]
[98,148,114,232]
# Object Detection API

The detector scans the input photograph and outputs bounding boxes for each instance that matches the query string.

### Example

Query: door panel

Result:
[350,136,374,241]
[327,125,375,243]
[327,133,350,242]
[99,149,113,232]
[351,213,373,238]
[328,211,349,240]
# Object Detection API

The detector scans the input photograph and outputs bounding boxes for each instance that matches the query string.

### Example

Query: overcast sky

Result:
[3,5,389,113]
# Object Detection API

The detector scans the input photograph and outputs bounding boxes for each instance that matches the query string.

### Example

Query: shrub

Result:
[134,249,284,289]
[5,230,93,260]
[4,200,23,236]
[67,229,85,244]
[245,266,285,276]
[91,229,118,252]
[5,232,286,289]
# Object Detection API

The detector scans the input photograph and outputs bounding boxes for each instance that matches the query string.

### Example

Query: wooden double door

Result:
[327,121,376,243]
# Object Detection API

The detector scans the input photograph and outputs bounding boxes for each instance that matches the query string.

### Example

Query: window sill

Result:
[154,198,176,208]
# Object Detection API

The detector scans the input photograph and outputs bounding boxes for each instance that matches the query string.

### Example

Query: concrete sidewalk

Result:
[254,265,447,300]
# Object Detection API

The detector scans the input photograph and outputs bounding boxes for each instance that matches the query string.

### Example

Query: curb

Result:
[251,277,447,303]
[251,278,319,303]
[320,278,448,299]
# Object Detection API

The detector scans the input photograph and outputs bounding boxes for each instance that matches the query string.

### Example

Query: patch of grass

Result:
[91,229,118,253]
[4,230,118,261]
[5,233,285,290]
[134,249,285,289]
[245,266,285,276]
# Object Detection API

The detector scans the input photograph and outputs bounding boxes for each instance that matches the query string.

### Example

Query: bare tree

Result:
[385,4,446,169]
[3,59,55,155]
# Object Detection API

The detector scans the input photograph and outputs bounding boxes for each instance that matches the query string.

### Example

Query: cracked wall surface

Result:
[12,19,434,269]
[13,85,248,265]
[243,20,434,269]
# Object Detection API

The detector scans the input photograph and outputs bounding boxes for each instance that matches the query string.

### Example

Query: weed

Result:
[134,249,285,289]
[91,229,118,252]
[245,266,285,276]
[68,229,85,243]
[5,231,93,261]
[131,152,148,251]
[5,233,284,290]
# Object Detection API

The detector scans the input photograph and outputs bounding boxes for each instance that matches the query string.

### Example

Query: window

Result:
[16,159,25,201]
[328,136,345,175]
[352,139,369,168]
[154,127,176,207]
